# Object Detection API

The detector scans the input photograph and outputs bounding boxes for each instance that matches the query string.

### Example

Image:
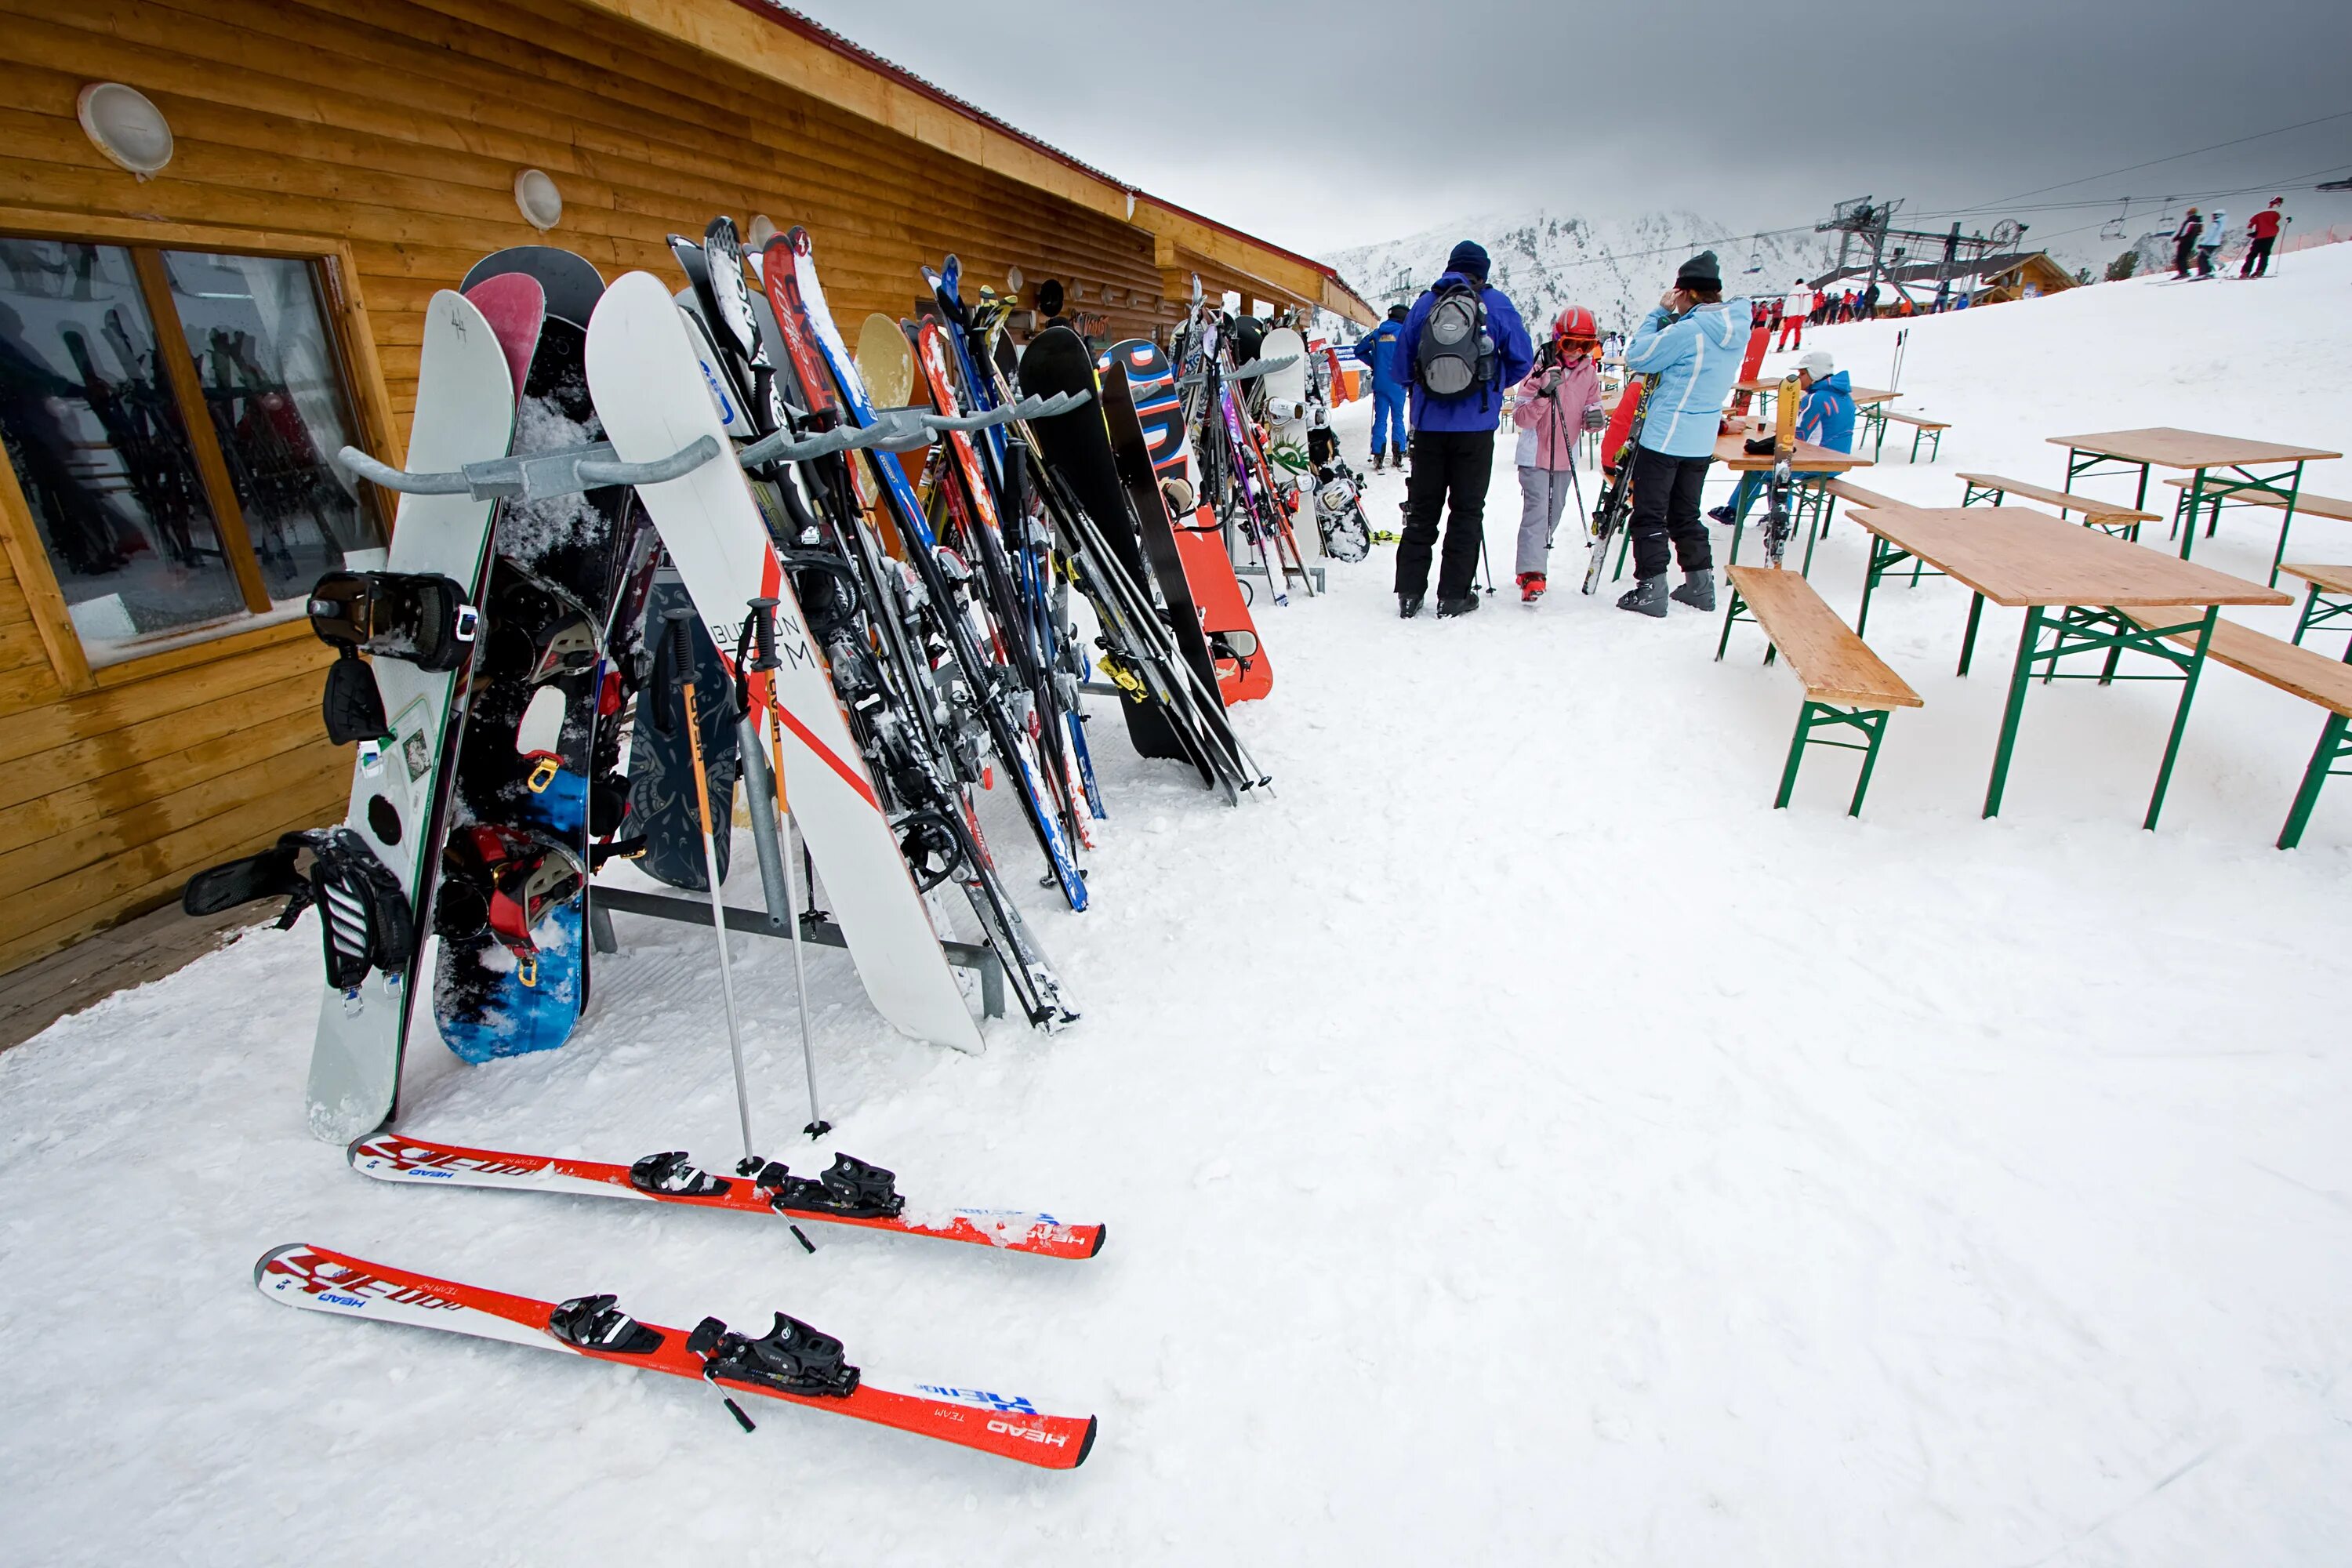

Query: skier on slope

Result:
[2171,209,2203,279]
[1777,279,1809,350]
[2241,198,2285,278]
[1508,305,1603,603]
[1351,303,1411,470]
[2195,209,2227,279]
[1392,240,1534,619]
[1707,347,1854,531]
[1615,249,1750,618]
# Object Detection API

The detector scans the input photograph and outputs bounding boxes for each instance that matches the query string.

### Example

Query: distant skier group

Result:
[1366,239,1889,621]
[2172,198,2288,280]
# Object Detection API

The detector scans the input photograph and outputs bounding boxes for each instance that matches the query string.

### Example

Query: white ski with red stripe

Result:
[584,270,982,1053]
[255,1243,1095,1468]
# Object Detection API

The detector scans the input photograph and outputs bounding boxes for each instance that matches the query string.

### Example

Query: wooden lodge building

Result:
[0,0,1374,979]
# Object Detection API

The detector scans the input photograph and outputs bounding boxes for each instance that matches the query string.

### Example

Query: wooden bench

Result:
[2165,479,2351,584]
[2121,607,2352,848]
[2282,564,2352,652]
[1958,473,2159,538]
[1876,410,1950,463]
[1719,564,1922,815]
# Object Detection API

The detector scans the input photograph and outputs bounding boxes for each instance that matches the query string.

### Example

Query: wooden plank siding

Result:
[0,0,1334,976]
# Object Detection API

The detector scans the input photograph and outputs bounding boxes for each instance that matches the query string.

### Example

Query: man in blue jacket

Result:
[1707,348,1855,532]
[1393,240,1534,619]
[1351,304,1410,470]
[1617,250,1751,617]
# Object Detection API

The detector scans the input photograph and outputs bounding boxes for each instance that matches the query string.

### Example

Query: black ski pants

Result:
[1397,428,1493,601]
[1627,445,1714,580]
[2241,235,2275,278]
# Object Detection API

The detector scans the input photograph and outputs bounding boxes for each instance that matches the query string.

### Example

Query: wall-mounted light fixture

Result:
[78,83,173,179]
[513,169,563,231]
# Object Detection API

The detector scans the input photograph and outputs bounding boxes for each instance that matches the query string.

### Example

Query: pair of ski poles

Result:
[665,602,827,1172]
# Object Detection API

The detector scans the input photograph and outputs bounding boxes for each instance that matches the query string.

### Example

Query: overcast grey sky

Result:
[793,0,2352,265]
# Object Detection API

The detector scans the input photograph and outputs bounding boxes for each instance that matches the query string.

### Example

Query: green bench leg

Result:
[1715,582,1751,662]
[1777,701,1894,816]
[2293,582,2319,645]
[2278,711,2352,849]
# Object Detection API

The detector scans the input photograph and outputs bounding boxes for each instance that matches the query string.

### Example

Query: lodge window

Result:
[0,234,385,667]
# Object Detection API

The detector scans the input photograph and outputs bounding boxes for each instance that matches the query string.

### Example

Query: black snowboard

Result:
[1098,360,1233,769]
[1020,328,1191,763]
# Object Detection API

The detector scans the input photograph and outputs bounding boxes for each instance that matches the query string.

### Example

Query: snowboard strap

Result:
[182,828,415,991]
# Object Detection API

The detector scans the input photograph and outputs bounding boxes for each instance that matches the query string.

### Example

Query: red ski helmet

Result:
[1552,305,1599,346]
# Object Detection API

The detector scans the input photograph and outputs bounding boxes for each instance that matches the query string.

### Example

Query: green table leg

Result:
[2268,460,2307,588]
[2294,582,2319,645]
[1857,535,1886,636]
[2177,469,2209,560]
[1958,592,1985,677]
[2278,712,2352,849]
[1984,604,2044,818]
[2143,604,2217,830]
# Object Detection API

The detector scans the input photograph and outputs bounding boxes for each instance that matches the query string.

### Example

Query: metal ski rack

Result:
[337,391,1087,500]
[1234,561,1326,595]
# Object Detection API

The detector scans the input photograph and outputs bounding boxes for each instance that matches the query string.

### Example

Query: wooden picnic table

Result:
[1712,423,1875,572]
[1837,503,2289,826]
[2047,426,2342,582]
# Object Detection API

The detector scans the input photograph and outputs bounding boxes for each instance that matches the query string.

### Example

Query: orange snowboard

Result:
[1171,504,1272,703]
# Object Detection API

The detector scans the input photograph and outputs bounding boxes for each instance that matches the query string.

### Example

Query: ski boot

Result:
[1671,569,1716,612]
[1370,452,1385,473]
[1706,503,1737,527]
[1436,591,1480,619]
[1617,575,1669,618]
[1398,593,1423,619]
[1518,572,1547,604]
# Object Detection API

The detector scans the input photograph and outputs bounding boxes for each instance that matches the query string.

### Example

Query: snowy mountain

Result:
[1328,209,1846,336]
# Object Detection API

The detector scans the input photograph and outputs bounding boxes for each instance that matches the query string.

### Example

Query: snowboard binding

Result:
[547,1293,662,1356]
[181,827,416,991]
[307,571,479,744]
[433,823,587,977]
[688,1310,860,1399]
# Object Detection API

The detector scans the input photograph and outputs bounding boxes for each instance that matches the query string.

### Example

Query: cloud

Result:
[789,0,2352,260]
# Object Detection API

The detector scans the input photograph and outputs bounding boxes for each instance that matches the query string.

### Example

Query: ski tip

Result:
[1073,1415,1098,1468]
[343,1129,387,1166]
[252,1242,307,1291]
[1083,1224,1108,1259]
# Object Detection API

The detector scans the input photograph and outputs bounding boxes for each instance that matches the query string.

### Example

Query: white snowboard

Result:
[307,289,516,1142]
[584,270,982,1054]
[1255,327,1320,561]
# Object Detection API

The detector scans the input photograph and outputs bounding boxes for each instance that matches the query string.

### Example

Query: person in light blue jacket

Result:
[1351,305,1410,469]
[1615,250,1751,617]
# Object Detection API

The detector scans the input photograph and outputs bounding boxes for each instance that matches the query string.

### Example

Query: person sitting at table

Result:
[1706,348,1855,531]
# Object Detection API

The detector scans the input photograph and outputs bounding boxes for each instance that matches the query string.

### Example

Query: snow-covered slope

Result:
[1330,208,1841,332]
[3,247,2350,1565]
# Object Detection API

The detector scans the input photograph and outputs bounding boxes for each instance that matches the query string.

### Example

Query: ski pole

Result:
[748,596,829,1140]
[666,608,757,1167]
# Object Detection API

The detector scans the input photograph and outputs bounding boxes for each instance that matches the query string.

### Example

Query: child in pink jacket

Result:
[1509,306,1604,601]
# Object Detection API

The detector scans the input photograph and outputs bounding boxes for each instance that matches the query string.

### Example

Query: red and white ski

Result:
[349,1132,1105,1260]
[255,1242,1097,1468]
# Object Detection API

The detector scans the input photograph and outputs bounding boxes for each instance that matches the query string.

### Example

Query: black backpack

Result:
[1413,280,1494,400]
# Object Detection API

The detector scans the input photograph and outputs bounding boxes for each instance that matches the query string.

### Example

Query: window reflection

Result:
[0,238,245,658]
[162,250,385,603]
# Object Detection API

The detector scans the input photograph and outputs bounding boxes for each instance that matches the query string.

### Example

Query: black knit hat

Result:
[1446,240,1490,281]
[1387,303,1410,321]
[1674,250,1722,291]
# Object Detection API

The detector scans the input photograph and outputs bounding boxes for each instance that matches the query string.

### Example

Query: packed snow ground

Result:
[6,251,2352,1566]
